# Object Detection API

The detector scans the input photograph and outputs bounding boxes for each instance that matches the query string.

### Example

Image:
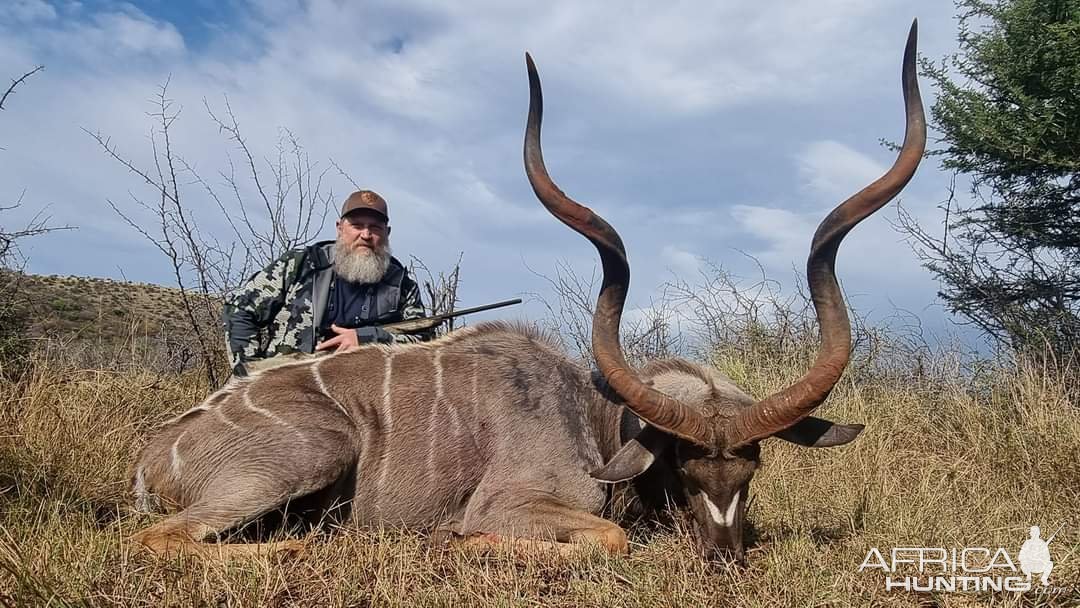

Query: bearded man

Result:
[223,190,430,376]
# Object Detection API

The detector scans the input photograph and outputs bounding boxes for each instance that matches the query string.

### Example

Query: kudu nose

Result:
[692,521,745,565]
[702,542,746,567]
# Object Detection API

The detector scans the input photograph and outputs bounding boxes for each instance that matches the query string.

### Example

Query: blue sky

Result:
[0,1,980,347]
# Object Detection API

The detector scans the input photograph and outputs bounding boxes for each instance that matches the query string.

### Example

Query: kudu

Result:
[130,22,925,560]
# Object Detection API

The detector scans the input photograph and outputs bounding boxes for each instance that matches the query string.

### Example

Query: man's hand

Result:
[316,324,361,352]
[316,324,395,352]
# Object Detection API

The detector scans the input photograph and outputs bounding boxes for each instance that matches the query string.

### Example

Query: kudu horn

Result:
[524,53,716,448]
[723,19,926,450]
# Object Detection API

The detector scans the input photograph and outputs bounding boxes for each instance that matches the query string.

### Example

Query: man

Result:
[223,190,430,375]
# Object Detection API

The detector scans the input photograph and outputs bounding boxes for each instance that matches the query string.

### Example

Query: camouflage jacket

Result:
[223,241,428,365]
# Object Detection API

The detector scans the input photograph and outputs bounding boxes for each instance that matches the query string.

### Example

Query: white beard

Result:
[334,240,392,284]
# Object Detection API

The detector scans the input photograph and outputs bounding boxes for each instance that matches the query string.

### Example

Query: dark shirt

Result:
[324,275,379,333]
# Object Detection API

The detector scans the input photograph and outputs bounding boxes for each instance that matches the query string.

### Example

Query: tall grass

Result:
[1,320,1077,607]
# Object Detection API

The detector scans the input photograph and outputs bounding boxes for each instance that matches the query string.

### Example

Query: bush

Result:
[0,273,31,380]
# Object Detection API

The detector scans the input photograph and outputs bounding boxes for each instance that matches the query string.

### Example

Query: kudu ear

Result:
[772,416,864,448]
[590,425,673,483]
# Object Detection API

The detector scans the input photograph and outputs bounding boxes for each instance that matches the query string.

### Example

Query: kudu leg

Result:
[132,456,356,559]
[131,510,306,560]
[460,498,628,556]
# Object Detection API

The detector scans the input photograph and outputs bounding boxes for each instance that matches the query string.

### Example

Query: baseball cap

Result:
[340,190,389,222]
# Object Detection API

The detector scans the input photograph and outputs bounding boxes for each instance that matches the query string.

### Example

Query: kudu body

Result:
[131,23,926,559]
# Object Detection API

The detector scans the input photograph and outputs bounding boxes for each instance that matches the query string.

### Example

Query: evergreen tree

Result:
[906,0,1080,358]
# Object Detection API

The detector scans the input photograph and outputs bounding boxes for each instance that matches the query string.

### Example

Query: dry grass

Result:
[1,331,1078,607]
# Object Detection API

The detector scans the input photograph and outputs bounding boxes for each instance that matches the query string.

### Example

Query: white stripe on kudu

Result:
[376,352,396,500]
[214,407,242,432]
[243,390,289,426]
[427,349,443,483]
[382,353,395,432]
[434,348,444,401]
[312,359,353,422]
[724,490,740,527]
[169,432,186,479]
[163,405,207,427]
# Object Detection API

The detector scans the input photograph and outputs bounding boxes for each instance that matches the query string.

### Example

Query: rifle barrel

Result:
[435,298,522,320]
[1046,522,1065,544]
[379,298,523,333]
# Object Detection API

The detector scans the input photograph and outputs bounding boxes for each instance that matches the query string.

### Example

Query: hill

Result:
[4,271,214,345]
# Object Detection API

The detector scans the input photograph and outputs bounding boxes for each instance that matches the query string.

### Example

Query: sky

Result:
[0,0,979,347]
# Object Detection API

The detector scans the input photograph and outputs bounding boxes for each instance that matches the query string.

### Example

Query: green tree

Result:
[903,0,1080,358]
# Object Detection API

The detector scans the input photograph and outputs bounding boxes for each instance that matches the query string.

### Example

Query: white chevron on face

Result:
[701,489,740,528]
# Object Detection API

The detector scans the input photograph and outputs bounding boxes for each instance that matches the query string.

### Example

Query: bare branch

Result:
[409,253,463,336]
[91,80,341,384]
[330,158,362,191]
[0,66,44,112]
[205,95,278,250]
[84,129,172,202]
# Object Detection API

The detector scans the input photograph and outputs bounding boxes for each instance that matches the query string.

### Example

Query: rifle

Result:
[244,298,524,376]
[380,298,523,333]
[1046,522,1065,544]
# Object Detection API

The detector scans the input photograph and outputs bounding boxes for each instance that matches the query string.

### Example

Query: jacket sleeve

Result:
[222,252,300,364]
[391,271,436,343]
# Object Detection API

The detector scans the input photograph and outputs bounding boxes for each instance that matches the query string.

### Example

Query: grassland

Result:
[0,274,1077,607]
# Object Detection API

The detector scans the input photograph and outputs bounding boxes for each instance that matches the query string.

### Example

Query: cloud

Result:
[86,8,186,57]
[727,135,949,325]
[1,0,57,23]
[661,245,703,278]
[3,4,186,63]
[732,140,917,271]
[797,140,887,200]
[729,205,814,268]
[0,0,970,342]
